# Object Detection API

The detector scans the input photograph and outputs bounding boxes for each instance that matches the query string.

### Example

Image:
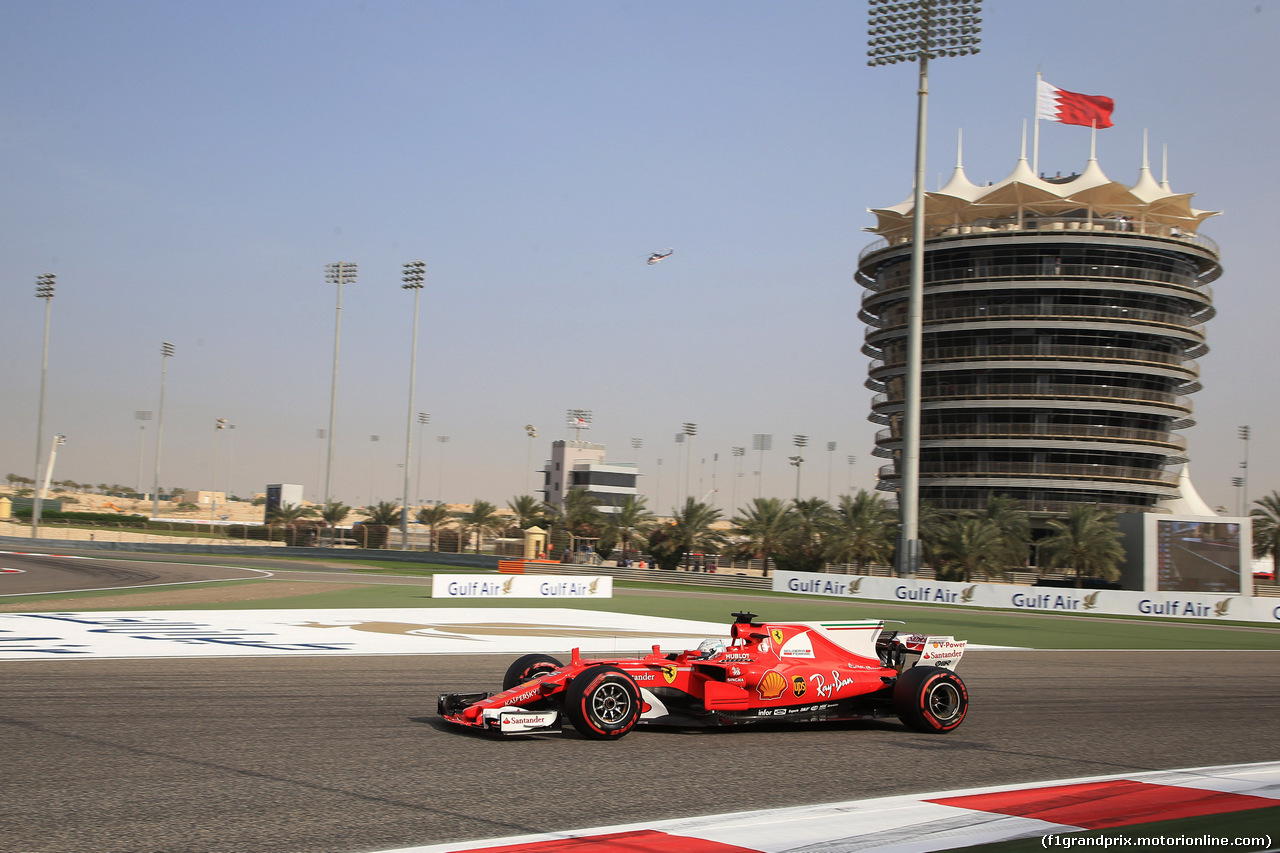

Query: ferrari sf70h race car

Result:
[437,612,969,739]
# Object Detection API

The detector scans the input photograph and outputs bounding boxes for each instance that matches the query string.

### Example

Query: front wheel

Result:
[893,666,968,733]
[563,665,640,739]
[502,653,563,691]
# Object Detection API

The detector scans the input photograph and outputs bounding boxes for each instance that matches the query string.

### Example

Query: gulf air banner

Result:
[431,574,612,599]
[772,570,1280,624]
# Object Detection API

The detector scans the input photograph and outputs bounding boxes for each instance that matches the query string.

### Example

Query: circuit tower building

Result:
[857,147,1221,515]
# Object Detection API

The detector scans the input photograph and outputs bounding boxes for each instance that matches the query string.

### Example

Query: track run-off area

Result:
[1,549,1278,853]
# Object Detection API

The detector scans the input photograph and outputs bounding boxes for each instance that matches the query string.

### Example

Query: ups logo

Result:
[792,676,806,697]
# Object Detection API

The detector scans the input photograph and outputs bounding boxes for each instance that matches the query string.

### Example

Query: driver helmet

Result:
[697,638,726,659]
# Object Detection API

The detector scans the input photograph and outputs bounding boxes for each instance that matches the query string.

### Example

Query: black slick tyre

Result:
[502,653,563,691]
[563,665,641,740]
[893,666,968,733]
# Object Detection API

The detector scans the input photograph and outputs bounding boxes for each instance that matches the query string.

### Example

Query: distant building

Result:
[172,490,227,506]
[541,440,638,513]
[858,147,1220,515]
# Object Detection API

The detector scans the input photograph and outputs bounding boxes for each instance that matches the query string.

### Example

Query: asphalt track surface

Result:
[0,550,271,594]
[3,554,1280,853]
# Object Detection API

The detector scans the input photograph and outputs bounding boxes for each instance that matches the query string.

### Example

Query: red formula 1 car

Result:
[437,612,969,739]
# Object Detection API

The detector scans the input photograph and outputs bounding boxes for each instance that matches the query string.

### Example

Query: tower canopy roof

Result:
[867,153,1219,242]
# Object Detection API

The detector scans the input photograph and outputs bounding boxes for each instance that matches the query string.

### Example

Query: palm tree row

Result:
[258,487,1132,587]
[730,493,899,577]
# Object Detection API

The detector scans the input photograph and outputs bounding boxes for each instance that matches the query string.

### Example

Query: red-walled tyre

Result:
[502,653,563,691]
[893,666,968,733]
[563,665,640,740]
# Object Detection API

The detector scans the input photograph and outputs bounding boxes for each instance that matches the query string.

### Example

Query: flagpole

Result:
[1033,71,1042,177]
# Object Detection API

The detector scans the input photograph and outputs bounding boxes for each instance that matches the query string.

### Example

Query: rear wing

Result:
[904,635,967,670]
[876,632,968,671]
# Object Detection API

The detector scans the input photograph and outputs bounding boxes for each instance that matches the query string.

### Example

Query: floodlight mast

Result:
[401,261,425,549]
[323,262,357,518]
[566,409,592,441]
[866,0,981,576]
[31,273,55,538]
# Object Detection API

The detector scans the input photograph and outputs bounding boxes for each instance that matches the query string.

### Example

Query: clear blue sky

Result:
[2,0,1276,515]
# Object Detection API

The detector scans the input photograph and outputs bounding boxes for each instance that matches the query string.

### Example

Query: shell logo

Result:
[757,669,787,700]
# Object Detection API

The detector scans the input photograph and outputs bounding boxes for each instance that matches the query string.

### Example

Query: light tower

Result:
[790,435,809,499]
[401,260,425,549]
[682,422,697,504]
[323,261,357,514]
[31,273,56,538]
[867,0,982,575]
[567,409,592,441]
[152,342,174,518]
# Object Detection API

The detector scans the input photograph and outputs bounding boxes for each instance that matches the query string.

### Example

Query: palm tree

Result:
[933,515,1009,582]
[731,497,796,577]
[359,500,403,526]
[916,500,950,576]
[356,500,402,549]
[546,488,603,558]
[264,502,320,546]
[266,502,311,525]
[314,501,350,547]
[507,495,543,530]
[1251,491,1280,578]
[983,493,1031,572]
[825,490,896,575]
[784,497,835,572]
[651,497,725,572]
[416,503,453,550]
[459,499,503,554]
[603,495,656,565]
[1039,504,1126,588]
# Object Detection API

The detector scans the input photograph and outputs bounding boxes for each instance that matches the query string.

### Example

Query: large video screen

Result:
[1156,520,1241,593]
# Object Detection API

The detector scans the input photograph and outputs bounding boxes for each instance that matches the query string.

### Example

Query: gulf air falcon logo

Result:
[661,665,678,684]
[770,628,785,645]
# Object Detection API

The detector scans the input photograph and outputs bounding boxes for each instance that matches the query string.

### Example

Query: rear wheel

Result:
[893,666,968,733]
[502,653,563,691]
[563,665,640,739]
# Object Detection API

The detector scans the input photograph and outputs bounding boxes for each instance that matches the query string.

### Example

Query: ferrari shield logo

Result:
[661,665,678,684]
[770,628,785,645]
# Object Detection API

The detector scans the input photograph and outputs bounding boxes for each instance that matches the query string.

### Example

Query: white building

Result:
[541,441,638,514]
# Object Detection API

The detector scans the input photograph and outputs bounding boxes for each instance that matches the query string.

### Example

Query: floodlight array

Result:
[402,260,425,290]
[867,0,981,66]
[325,261,358,285]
